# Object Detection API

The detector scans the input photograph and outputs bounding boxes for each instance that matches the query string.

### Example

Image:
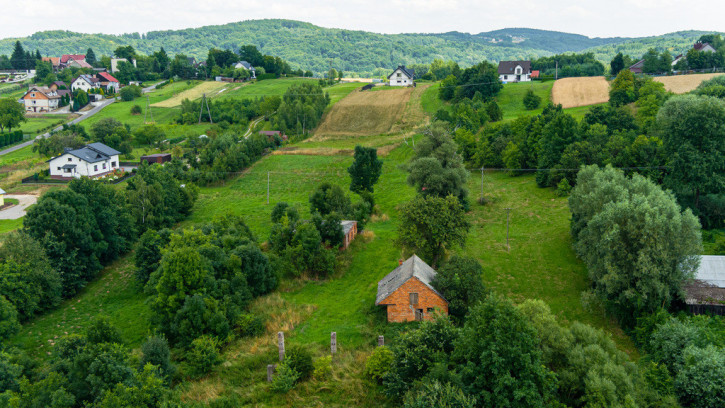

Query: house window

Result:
[409,292,419,306]
[504,75,508,80]
[102,163,106,170]
[111,161,116,167]
[397,73,401,77]
[31,93,35,98]
[57,167,61,171]
[68,158,72,162]
[94,165,98,171]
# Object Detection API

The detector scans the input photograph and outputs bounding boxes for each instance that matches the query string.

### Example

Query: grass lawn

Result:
[420,82,449,115]
[496,81,554,121]
[15,114,70,136]
[564,103,604,120]
[0,144,40,167]
[216,77,316,100]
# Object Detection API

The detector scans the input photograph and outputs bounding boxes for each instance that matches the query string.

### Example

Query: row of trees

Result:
[532,52,606,77]
[610,34,725,75]
[438,61,502,102]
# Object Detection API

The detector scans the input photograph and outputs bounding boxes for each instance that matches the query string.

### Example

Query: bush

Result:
[284,345,314,380]
[120,85,142,102]
[556,178,572,196]
[271,362,299,393]
[364,347,393,383]
[140,335,175,379]
[186,335,222,378]
[313,355,332,380]
[130,105,142,115]
[403,380,477,408]
[236,313,265,337]
[523,89,542,110]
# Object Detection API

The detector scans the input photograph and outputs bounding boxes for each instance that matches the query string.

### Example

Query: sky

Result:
[4,0,725,39]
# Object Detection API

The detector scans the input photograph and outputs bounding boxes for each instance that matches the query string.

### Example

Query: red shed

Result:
[376,255,448,322]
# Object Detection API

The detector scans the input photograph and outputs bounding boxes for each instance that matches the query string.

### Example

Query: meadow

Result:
[495,80,554,121]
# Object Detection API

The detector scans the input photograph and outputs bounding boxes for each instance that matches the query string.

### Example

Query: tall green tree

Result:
[609,69,636,107]
[86,48,96,65]
[397,195,469,267]
[656,95,725,211]
[569,165,702,327]
[10,41,25,70]
[0,97,26,132]
[431,256,487,323]
[610,52,625,76]
[347,145,383,193]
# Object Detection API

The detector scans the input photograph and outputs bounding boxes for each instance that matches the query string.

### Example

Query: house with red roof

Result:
[96,72,120,93]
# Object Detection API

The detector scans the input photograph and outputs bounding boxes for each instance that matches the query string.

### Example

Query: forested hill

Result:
[0,19,719,75]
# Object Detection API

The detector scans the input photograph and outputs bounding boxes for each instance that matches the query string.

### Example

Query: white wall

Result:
[71,79,93,93]
[389,69,412,86]
[49,153,120,178]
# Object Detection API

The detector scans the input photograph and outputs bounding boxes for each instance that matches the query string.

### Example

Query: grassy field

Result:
[315,87,413,137]
[152,81,228,107]
[552,76,610,108]
[420,82,448,115]
[16,114,71,136]
[496,81,554,121]
[654,73,725,93]
[215,77,317,100]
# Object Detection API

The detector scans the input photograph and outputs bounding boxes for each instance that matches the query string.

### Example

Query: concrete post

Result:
[378,335,384,346]
[277,331,285,362]
[331,332,337,354]
[267,364,275,382]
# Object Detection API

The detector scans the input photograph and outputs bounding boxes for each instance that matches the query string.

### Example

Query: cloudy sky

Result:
[5,0,725,39]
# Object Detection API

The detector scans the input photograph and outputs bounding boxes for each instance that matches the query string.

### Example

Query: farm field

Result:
[314,87,414,137]
[151,81,227,107]
[496,80,554,121]
[551,76,610,108]
[215,77,316,100]
[654,72,725,93]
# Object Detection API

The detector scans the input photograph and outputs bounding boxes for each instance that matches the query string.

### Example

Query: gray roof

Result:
[341,220,356,235]
[61,164,76,169]
[236,61,255,71]
[498,60,531,75]
[375,255,446,305]
[695,256,725,287]
[64,143,120,164]
[387,65,415,79]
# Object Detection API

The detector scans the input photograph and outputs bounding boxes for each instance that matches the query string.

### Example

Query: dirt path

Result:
[0,194,37,220]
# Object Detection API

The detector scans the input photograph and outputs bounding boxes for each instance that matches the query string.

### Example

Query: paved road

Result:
[0,194,37,220]
[0,98,116,157]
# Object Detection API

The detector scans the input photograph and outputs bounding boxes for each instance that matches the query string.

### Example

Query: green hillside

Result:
[1,20,720,75]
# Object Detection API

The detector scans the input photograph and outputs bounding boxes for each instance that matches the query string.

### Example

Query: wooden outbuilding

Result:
[376,255,448,322]
[340,220,357,249]
[140,153,172,165]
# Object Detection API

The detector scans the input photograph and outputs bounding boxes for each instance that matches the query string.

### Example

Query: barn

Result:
[375,255,448,322]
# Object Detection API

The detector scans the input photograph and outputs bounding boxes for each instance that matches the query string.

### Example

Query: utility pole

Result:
[555,61,558,80]
[267,171,270,204]
[480,166,484,202]
[504,208,512,251]
[144,95,153,124]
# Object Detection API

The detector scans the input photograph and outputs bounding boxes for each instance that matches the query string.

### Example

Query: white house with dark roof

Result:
[234,61,256,78]
[48,143,120,179]
[71,74,100,93]
[388,65,415,86]
[498,61,532,83]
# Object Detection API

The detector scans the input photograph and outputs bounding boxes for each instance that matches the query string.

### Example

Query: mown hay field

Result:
[151,81,228,107]
[314,87,413,137]
[551,76,610,108]
[654,73,725,94]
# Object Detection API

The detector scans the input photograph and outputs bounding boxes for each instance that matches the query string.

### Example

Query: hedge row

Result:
[0,130,23,147]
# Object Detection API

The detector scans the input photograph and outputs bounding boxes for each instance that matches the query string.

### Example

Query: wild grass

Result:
[496,81,554,121]
[152,81,228,107]
[16,114,71,136]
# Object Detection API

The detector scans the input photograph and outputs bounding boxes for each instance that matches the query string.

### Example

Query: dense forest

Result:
[0,20,720,75]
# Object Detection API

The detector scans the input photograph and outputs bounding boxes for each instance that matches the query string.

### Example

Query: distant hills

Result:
[0,20,719,75]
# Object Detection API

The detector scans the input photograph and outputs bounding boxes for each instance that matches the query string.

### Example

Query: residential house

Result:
[0,187,5,206]
[387,65,415,86]
[376,255,449,322]
[42,57,61,71]
[20,86,61,113]
[498,60,532,83]
[340,220,357,250]
[140,153,172,165]
[693,42,717,53]
[71,74,100,93]
[60,54,87,69]
[684,256,725,316]
[96,72,120,93]
[234,61,256,78]
[48,143,121,179]
[111,58,136,73]
[259,130,287,141]
[629,59,645,74]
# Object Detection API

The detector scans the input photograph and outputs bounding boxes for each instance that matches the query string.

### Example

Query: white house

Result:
[498,61,532,83]
[48,143,120,179]
[71,74,100,93]
[234,61,256,78]
[20,86,60,113]
[388,65,415,86]
[96,72,120,93]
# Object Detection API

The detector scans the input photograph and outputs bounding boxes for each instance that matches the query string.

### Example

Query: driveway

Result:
[0,194,37,220]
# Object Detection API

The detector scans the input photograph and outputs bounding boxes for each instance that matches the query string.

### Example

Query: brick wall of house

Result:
[382,277,448,323]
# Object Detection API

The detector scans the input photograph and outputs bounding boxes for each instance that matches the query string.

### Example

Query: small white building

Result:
[498,61,532,83]
[20,86,60,113]
[48,143,121,179]
[388,65,415,86]
[96,72,120,93]
[71,74,100,93]
[233,61,256,79]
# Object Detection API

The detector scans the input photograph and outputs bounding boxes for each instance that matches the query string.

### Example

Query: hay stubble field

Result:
[551,76,610,108]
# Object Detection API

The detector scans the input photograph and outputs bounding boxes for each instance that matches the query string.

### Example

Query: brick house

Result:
[340,220,357,249]
[375,255,448,322]
[21,86,60,113]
